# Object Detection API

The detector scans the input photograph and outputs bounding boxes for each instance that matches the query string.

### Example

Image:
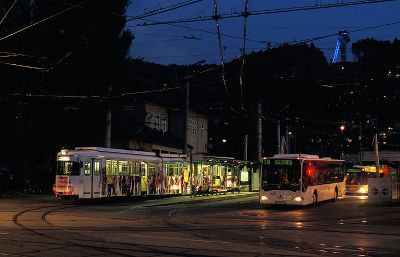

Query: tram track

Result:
[159,204,398,257]
[11,202,252,257]
[11,202,140,256]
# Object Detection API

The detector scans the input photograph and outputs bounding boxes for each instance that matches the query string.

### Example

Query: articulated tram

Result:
[54,147,259,199]
[54,147,189,199]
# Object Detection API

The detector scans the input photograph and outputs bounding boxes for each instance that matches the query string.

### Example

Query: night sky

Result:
[127,0,400,65]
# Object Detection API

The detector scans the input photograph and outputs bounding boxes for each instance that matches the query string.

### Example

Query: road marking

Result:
[127,233,232,244]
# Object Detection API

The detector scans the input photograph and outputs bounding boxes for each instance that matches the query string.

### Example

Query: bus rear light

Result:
[261,196,268,201]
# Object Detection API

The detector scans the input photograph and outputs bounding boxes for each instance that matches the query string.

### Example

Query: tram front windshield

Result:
[262,159,301,191]
[57,161,80,176]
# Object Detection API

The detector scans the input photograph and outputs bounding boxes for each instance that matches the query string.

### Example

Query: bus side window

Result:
[310,172,318,186]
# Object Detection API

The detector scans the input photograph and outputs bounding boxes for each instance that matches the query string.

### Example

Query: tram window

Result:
[57,161,80,176]
[84,161,91,176]
[106,160,112,175]
[134,162,140,176]
[94,161,100,176]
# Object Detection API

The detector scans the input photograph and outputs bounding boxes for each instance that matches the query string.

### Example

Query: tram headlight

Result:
[294,196,304,202]
[261,196,268,201]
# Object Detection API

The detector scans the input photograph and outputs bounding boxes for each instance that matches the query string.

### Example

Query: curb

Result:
[141,192,259,207]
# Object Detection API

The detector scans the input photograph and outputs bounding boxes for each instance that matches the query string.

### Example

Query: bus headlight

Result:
[261,196,268,201]
[359,186,367,194]
[294,196,304,202]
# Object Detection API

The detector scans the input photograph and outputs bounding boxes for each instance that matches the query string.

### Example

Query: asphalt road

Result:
[0,194,399,257]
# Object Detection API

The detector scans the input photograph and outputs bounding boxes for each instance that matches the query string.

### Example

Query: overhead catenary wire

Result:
[0,0,18,26]
[0,51,49,60]
[127,0,204,21]
[137,0,398,26]
[282,19,400,47]
[0,61,44,70]
[0,77,230,100]
[0,0,89,43]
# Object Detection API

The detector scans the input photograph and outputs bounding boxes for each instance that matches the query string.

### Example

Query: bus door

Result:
[83,159,101,198]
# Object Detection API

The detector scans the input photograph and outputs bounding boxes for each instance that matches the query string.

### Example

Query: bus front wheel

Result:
[312,192,318,206]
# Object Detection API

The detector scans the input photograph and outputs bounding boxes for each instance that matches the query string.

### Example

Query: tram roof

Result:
[268,154,344,161]
[74,147,156,156]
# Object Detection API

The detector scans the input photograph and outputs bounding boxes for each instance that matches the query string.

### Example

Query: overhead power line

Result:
[0,61,44,70]
[137,0,398,26]
[0,0,89,43]
[286,20,400,46]
[0,51,49,60]
[0,0,18,26]
[127,0,204,21]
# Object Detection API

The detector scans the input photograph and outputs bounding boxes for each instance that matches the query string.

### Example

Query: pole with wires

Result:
[239,0,249,110]
[213,0,232,110]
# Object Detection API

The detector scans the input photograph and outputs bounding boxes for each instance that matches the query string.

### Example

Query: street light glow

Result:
[222,139,227,143]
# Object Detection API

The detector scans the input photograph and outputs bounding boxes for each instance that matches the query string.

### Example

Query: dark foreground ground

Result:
[1,193,399,257]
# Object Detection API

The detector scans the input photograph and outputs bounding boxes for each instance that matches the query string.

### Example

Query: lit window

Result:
[84,161,91,176]
[94,161,100,176]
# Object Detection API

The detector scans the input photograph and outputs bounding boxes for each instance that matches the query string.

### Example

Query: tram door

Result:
[83,159,101,198]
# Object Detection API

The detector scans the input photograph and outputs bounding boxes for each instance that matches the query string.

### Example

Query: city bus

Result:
[260,154,346,206]
[346,165,384,195]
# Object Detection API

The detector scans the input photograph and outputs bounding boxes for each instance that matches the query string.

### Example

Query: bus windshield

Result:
[262,159,301,191]
[57,161,80,176]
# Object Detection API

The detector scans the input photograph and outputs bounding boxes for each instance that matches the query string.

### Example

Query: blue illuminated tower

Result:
[332,30,350,63]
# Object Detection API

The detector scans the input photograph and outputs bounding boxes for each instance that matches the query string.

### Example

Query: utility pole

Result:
[285,124,290,154]
[276,120,281,154]
[359,122,363,165]
[189,148,193,197]
[243,134,248,161]
[373,133,380,178]
[184,79,189,154]
[104,84,112,148]
[256,103,262,162]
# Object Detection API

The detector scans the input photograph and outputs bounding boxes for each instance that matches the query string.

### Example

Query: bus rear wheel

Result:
[332,188,338,202]
[312,192,318,206]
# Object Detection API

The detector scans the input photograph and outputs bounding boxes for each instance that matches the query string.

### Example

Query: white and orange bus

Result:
[345,165,385,195]
[260,154,346,206]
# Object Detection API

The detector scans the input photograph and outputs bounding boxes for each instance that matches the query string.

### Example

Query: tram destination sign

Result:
[263,159,293,166]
